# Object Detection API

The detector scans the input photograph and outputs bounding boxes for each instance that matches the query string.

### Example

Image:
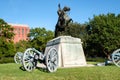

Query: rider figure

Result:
[55,4,73,37]
[57,4,72,27]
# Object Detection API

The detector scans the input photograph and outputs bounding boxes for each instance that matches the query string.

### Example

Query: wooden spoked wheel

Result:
[112,49,120,67]
[14,52,23,64]
[22,48,37,72]
[46,48,58,72]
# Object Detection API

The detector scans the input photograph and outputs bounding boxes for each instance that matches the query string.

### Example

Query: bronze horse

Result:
[55,4,73,37]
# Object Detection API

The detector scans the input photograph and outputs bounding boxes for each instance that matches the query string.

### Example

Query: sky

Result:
[0,0,120,31]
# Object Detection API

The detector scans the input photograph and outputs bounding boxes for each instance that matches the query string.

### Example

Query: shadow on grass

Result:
[19,66,49,73]
[19,66,26,71]
[36,67,49,73]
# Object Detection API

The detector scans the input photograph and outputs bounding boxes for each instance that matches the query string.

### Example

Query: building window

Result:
[25,29,27,34]
[22,28,24,35]
[18,28,20,37]
[14,28,17,34]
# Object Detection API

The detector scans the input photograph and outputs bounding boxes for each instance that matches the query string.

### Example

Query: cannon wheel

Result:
[46,48,58,72]
[112,49,120,67]
[14,52,23,64]
[22,48,37,72]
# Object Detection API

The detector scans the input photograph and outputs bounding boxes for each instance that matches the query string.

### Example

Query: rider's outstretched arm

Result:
[58,3,61,10]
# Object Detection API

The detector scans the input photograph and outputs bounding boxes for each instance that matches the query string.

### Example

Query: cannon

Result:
[97,49,120,67]
[14,47,58,72]
[112,49,120,67]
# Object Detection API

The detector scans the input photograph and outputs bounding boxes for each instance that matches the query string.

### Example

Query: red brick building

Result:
[9,23,30,43]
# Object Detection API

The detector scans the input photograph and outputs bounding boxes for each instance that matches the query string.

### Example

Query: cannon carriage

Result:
[14,47,58,73]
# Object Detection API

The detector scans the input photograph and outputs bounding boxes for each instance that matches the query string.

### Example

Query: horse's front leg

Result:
[66,18,73,26]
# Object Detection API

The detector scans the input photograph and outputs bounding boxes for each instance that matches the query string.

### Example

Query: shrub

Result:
[0,57,14,63]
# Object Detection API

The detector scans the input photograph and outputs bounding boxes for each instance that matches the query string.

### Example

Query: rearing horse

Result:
[55,4,73,37]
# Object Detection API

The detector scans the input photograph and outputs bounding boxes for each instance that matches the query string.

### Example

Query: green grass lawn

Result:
[0,63,120,80]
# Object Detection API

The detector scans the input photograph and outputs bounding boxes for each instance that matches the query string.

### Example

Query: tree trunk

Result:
[103,50,111,60]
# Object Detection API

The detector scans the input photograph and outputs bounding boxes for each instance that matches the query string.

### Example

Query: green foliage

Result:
[0,57,14,63]
[28,27,54,52]
[86,13,120,58]
[0,36,15,62]
[0,19,15,63]
[15,40,31,53]
[86,57,105,62]
[64,22,88,42]
[0,19,14,40]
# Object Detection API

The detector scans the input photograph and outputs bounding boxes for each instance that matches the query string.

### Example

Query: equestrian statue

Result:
[55,4,73,37]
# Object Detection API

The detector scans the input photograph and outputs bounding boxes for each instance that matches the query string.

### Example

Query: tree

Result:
[0,19,15,61]
[85,13,120,59]
[0,19,14,41]
[62,22,88,41]
[62,22,89,49]
[15,40,31,53]
[28,27,54,52]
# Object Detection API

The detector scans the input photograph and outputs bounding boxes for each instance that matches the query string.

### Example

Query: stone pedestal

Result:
[44,36,87,67]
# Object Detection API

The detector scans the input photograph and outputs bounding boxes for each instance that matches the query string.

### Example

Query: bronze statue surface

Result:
[55,4,73,37]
